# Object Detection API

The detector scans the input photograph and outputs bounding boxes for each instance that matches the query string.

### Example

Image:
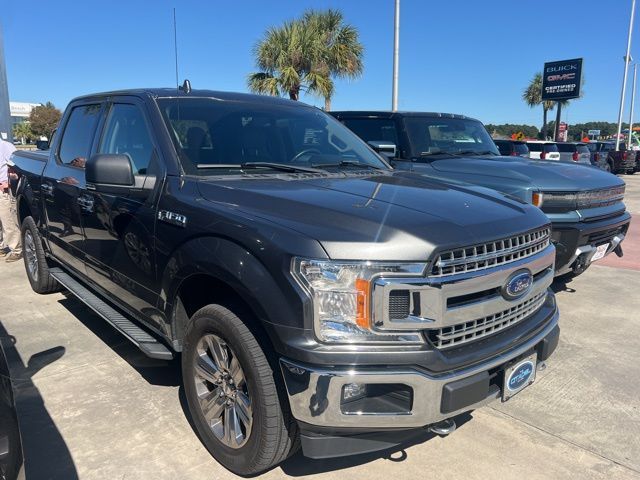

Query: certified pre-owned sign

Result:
[542,58,583,101]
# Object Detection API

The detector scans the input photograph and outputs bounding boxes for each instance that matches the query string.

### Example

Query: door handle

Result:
[77,196,94,212]
[41,183,54,196]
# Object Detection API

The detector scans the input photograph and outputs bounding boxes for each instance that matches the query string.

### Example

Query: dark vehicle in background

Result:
[525,141,561,161]
[9,89,561,475]
[586,141,614,170]
[494,139,530,157]
[332,111,630,278]
[0,338,25,480]
[607,142,636,174]
[556,143,591,165]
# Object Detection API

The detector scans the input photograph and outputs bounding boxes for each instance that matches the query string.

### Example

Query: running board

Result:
[49,268,173,360]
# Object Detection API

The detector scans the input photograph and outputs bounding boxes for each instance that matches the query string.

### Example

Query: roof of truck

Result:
[70,88,307,107]
[330,111,481,122]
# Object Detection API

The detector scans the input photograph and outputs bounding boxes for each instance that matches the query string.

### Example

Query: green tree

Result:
[12,122,35,144]
[522,73,555,139]
[248,9,364,110]
[29,102,62,140]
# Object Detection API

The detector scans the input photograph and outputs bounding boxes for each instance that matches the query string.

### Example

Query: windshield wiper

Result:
[451,150,498,156]
[196,162,326,173]
[312,160,386,170]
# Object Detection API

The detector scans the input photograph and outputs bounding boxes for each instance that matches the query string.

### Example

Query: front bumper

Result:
[552,212,631,275]
[280,300,559,432]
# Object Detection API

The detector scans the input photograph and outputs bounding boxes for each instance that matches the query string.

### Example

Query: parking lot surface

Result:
[1,176,639,480]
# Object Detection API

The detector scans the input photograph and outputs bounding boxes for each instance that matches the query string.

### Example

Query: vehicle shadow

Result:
[0,321,79,480]
[57,296,181,387]
[278,412,474,477]
[551,275,577,294]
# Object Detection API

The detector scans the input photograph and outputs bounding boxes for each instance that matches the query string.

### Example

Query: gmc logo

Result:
[547,73,576,81]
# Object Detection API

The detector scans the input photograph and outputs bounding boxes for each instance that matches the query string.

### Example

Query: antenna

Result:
[173,8,179,91]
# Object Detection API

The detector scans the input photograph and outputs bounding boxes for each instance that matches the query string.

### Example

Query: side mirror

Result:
[86,154,134,186]
[367,140,397,158]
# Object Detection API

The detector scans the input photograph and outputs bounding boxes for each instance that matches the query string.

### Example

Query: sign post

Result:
[542,58,583,142]
[0,23,12,142]
[587,129,601,140]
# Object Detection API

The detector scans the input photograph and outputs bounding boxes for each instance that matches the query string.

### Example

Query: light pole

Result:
[391,0,400,111]
[629,63,638,146]
[616,0,636,151]
[0,22,12,142]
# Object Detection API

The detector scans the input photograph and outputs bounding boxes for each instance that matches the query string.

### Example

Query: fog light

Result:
[342,383,367,402]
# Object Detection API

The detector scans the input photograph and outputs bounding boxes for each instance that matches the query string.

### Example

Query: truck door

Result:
[41,102,103,274]
[82,99,163,326]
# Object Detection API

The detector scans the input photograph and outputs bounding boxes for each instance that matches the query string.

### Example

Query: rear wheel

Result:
[182,304,298,475]
[20,216,61,294]
[604,162,612,173]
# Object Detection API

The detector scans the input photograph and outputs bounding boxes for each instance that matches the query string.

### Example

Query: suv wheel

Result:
[604,162,612,173]
[182,304,298,475]
[21,216,61,294]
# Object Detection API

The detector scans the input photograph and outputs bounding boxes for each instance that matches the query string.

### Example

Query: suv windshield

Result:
[514,143,529,155]
[157,98,389,175]
[403,117,499,157]
[544,143,560,153]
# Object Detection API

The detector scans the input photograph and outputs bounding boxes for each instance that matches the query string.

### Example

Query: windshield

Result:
[403,117,499,157]
[514,143,529,155]
[544,143,559,153]
[576,145,590,154]
[157,98,389,175]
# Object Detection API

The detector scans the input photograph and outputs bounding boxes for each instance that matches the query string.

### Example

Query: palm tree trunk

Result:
[542,108,548,139]
[289,85,300,101]
[324,97,331,111]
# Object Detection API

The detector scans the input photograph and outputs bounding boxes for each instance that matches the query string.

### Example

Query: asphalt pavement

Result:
[0,176,639,480]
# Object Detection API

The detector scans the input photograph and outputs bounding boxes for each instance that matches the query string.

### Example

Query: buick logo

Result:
[502,269,533,300]
[507,360,535,392]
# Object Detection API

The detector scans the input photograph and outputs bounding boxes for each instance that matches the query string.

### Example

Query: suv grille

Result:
[577,186,626,209]
[430,228,550,277]
[427,291,547,349]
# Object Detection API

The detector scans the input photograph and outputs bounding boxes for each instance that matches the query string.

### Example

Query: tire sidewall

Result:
[182,307,272,472]
[20,217,46,292]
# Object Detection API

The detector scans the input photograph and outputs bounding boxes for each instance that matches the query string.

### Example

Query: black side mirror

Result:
[367,140,397,158]
[86,154,134,187]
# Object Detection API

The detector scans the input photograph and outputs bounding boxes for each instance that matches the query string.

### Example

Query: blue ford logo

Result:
[502,269,533,300]
[507,360,535,391]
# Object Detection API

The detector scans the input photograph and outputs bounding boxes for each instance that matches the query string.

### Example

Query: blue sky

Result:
[2,0,639,127]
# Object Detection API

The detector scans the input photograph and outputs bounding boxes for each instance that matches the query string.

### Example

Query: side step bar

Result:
[49,268,173,360]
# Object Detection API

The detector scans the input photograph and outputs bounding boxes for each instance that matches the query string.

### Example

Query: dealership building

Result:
[10,101,41,127]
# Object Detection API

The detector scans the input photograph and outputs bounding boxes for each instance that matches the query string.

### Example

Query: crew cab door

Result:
[41,102,104,274]
[82,98,164,325]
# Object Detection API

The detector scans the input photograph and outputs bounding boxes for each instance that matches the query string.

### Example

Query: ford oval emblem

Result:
[502,269,533,300]
[507,360,535,392]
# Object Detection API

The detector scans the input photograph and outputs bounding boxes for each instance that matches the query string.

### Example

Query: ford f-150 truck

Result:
[332,111,630,277]
[11,89,559,475]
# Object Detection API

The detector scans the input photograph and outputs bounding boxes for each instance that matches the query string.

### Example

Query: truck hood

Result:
[197,172,548,261]
[425,155,625,191]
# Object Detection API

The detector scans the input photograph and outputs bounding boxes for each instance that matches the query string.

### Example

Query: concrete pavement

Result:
[0,177,639,480]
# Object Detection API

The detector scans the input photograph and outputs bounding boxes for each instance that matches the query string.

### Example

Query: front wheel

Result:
[20,216,61,294]
[182,304,298,475]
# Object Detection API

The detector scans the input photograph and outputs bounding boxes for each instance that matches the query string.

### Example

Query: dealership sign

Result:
[542,58,583,100]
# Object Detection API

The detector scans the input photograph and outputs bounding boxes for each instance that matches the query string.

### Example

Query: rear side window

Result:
[99,104,155,175]
[58,104,102,168]
[494,141,511,155]
[514,143,529,155]
[556,143,574,152]
[602,143,614,152]
[341,118,399,146]
[527,143,542,152]
[544,144,559,153]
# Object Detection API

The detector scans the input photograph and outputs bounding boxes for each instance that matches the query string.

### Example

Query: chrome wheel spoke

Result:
[200,391,226,424]
[195,354,220,384]
[229,356,244,387]
[206,336,229,371]
[235,391,252,427]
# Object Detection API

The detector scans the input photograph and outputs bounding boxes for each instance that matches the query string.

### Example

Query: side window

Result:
[495,142,510,155]
[58,104,102,168]
[342,118,399,145]
[99,104,154,175]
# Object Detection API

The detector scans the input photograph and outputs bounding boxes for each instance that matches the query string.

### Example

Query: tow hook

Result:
[614,244,624,258]
[428,418,457,436]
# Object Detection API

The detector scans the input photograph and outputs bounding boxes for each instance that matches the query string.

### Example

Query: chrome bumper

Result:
[280,299,559,429]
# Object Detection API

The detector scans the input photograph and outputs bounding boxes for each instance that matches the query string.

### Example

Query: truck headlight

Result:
[292,258,427,343]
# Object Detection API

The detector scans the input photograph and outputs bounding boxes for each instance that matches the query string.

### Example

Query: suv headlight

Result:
[292,258,427,344]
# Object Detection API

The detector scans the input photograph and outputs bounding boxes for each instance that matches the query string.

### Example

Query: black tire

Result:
[182,304,298,475]
[20,216,61,294]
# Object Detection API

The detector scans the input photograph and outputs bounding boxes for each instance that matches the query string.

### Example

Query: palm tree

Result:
[522,73,554,139]
[248,9,363,110]
[302,9,364,111]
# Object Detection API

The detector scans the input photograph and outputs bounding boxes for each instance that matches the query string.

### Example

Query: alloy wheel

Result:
[24,230,38,282]
[193,334,253,448]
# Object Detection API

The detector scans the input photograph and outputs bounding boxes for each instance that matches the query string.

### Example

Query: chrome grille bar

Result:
[431,227,550,277]
[428,291,547,349]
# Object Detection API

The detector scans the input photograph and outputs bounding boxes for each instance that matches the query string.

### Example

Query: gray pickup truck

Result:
[10,89,559,474]
[332,111,631,277]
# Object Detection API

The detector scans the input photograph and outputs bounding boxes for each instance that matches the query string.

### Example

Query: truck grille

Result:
[427,291,547,349]
[430,228,550,277]
[577,186,626,209]
[587,224,627,245]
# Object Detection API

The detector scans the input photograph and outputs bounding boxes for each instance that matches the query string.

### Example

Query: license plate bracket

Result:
[591,243,610,262]
[502,353,537,401]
